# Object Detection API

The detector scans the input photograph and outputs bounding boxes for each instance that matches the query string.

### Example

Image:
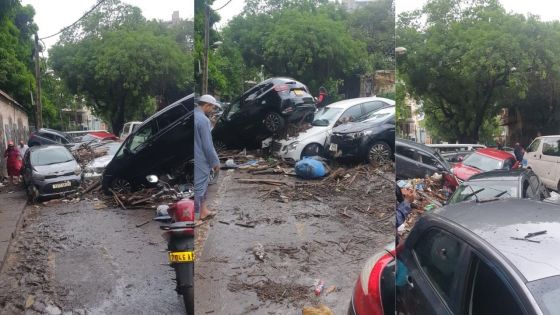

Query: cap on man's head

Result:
[198,94,220,107]
[8,141,14,146]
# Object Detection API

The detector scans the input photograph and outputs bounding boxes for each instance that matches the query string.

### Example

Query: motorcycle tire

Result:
[182,285,194,315]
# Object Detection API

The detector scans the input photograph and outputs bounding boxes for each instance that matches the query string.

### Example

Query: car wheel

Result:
[110,178,132,194]
[27,185,39,203]
[367,141,392,164]
[300,143,323,160]
[263,112,286,133]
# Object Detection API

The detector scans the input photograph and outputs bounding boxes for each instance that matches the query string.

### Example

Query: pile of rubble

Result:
[71,142,112,168]
[398,174,448,236]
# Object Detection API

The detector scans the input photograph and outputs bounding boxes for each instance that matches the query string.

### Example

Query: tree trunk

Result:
[111,100,126,135]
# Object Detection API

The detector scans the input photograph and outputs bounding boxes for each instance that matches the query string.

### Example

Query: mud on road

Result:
[196,163,395,314]
[0,200,185,315]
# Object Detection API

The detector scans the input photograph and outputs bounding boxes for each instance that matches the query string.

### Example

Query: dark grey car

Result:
[396,199,560,315]
[396,138,451,179]
[22,145,82,200]
[448,168,550,204]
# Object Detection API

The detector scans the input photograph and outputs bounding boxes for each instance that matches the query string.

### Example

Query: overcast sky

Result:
[22,0,195,51]
[397,0,560,21]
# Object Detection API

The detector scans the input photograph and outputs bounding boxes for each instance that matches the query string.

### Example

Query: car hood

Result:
[332,120,381,134]
[86,154,115,169]
[34,160,78,175]
[452,162,481,181]
[276,126,329,144]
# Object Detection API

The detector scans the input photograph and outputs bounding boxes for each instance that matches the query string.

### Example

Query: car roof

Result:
[137,93,193,129]
[467,168,529,182]
[38,128,66,136]
[396,138,436,154]
[474,147,514,160]
[326,97,395,109]
[28,144,68,152]
[535,135,560,139]
[433,199,560,282]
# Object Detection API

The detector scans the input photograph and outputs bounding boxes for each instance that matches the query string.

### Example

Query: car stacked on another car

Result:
[102,94,194,193]
[212,77,316,149]
[271,97,394,162]
[21,145,82,201]
[28,128,74,148]
[328,106,395,164]
[452,147,519,182]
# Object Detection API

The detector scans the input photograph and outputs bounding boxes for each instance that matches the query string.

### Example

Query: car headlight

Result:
[287,141,299,151]
[348,130,371,139]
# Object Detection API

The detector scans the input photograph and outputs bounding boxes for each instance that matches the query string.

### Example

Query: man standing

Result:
[194,95,221,222]
[18,140,28,159]
[514,142,525,163]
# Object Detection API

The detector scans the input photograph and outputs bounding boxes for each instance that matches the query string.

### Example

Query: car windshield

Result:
[462,152,503,171]
[312,107,343,126]
[449,181,516,203]
[528,275,560,315]
[31,147,74,166]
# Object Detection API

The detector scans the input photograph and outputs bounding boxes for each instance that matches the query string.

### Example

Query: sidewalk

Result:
[0,188,27,268]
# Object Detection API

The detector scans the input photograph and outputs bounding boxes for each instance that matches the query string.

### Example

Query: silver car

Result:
[22,145,82,200]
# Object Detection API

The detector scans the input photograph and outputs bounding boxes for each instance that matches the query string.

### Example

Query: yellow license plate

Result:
[169,251,194,263]
[293,89,304,96]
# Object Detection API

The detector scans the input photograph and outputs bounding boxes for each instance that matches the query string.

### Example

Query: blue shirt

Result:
[194,107,220,197]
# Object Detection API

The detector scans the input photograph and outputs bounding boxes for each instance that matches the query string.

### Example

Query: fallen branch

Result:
[237,178,287,186]
[82,180,101,195]
[110,189,127,210]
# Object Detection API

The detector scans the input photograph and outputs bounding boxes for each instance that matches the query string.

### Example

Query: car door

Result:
[525,138,547,181]
[118,120,159,184]
[540,137,560,190]
[461,252,528,315]
[396,144,421,179]
[524,173,550,200]
[397,228,469,315]
[21,150,32,185]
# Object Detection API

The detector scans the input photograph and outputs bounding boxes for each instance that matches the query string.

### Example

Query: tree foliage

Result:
[50,0,193,133]
[0,1,37,110]
[398,0,532,142]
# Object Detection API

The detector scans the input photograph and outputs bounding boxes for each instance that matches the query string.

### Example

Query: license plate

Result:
[52,181,71,189]
[329,143,338,152]
[169,251,194,263]
[293,89,304,96]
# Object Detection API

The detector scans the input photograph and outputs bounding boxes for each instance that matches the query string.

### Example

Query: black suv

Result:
[28,128,74,147]
[212,77,316,148]
[329,106,395,163]
[102,94,194,193]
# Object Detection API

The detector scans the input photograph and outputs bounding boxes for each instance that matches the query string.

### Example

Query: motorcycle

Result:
[147,175,195,315]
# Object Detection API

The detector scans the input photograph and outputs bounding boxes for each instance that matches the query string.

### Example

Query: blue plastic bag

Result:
[295,157,327,179]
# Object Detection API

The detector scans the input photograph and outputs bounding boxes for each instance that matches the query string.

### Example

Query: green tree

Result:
[398,0,529,143]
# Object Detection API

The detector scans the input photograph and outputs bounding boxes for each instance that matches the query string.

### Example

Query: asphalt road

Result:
[0,199,185,315]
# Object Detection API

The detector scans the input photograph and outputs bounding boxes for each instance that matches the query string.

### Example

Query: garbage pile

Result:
[397,173,448,235]
[72,143,112,168]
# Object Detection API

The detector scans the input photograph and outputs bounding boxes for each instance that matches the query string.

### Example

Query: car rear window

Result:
[31,147,74,166]
[528,275,560,315]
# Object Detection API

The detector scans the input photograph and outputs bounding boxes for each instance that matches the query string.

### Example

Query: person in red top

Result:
[316,86,329,108]
[3,141,22,185]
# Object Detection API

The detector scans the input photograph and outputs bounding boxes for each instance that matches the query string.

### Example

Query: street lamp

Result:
[395,47,407,55]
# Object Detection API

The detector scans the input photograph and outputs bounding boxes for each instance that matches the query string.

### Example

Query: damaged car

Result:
[21,145,82,200]
[83,142,122,178]
[102,94,194,193]
[212,77,316,149]
[328,106,395,164]
[452,148,519,182]
[271,97,394,162]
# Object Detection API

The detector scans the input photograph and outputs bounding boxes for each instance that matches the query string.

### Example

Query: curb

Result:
[0,192,28,273]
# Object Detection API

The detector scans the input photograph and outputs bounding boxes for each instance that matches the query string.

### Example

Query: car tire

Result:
[110,178,133,194]
[263,111,286,133]
[27,185,38,203]
[300,143,323,160]
[367,141,393,164]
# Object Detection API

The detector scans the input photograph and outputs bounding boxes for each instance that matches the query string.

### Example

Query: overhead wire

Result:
[213,0,234,11]
[39,0,107,40]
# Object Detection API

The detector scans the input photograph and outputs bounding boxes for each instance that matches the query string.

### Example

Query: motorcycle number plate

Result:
[169,251,194,263]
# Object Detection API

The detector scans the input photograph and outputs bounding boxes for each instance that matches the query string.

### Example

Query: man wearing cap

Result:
[195,94,221,222]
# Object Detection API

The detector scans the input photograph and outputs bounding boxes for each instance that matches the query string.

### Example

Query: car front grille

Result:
[271,141,283,152]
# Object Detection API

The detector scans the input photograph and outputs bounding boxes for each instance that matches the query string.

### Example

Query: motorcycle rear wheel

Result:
[181,285,194,315]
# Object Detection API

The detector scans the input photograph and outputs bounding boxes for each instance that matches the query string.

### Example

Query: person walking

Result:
[194,95,221,223]
[4,141,22,185]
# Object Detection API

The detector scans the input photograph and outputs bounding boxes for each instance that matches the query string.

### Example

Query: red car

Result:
[452,148,519,182]
[349,244,395,315]
[82,131,119,142]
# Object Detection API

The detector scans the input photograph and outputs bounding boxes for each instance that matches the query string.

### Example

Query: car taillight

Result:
[274,84,290,92]
[353,250,394,315]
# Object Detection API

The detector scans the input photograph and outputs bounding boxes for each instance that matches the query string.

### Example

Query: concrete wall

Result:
[0,91,30,178]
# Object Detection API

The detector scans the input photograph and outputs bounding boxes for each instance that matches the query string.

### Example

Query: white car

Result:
[270,97,395,162]
[524,135,560,191]
[120,121,142,140]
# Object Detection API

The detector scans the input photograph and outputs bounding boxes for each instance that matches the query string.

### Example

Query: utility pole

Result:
[202,2,209,94]
[33,33,43,130]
